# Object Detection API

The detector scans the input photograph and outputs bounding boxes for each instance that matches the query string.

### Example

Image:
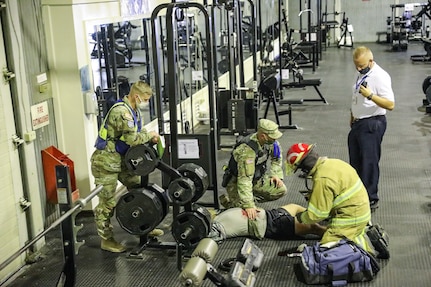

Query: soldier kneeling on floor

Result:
[220,119,288,221]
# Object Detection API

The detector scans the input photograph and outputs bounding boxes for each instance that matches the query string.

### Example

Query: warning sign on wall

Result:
[31,101,49,129]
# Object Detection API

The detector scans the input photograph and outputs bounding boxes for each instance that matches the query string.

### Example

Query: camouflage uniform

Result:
[91,96,153,240]
[209,207,267,241]
[224,132,287,209]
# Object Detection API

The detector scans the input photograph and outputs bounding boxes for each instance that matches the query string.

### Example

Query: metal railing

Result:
[0,165,102,287]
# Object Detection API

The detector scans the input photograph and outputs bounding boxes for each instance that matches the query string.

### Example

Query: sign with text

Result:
[178,139,200,159]
[31,101,49,129]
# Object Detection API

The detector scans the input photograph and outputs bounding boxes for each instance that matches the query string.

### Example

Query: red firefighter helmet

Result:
[285,143,315,173]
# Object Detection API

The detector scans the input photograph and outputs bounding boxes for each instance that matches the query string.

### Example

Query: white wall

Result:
[340,0,428,43]
[0,47,25,285]
[42,0,121,204]
[1,1,45,281]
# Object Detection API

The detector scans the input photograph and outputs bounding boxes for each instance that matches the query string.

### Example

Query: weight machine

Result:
[389,4,411,51]
[260,0,327,129]
[298,0,323,60]
[151,2,219,207]
[410,1,431,61]
[155,8,207,106]
[390,2,431,52]
[91,21,148,68]
[214,0,259,148]
[337,12,353,48]
[280,3,326,103]
[321,0,339,48]
[92,24,120,127]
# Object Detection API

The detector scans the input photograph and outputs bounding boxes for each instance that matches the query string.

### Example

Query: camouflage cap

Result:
[258,119,283,139]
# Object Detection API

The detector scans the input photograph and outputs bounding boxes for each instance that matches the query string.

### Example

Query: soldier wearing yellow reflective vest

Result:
[285,143,374,254]
[90,81,162,253]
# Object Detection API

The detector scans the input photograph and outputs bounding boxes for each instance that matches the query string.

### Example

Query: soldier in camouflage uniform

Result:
[91,81,163,253]
[220,119,287,220]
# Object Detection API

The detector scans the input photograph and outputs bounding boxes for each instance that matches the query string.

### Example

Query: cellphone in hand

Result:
[362,81,367,88]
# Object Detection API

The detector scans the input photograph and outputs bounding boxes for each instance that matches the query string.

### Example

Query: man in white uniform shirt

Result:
[349,46,395,211]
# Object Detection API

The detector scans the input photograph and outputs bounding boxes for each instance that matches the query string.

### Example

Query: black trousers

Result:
[348,115,387,202]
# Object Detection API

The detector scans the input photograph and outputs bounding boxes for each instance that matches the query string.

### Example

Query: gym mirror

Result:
[88,17,158,127]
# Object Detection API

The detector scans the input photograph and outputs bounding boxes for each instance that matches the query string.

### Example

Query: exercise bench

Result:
[282,79,328,104]
[263,91,303,129]
[278,99,304,129]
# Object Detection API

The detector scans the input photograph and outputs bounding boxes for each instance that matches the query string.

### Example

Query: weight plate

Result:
[168,177,196,205]
[426,85,431,104]
[124,144,159,176]
[177,163,209,203]
[422,76,431,94]
[116,188,165,235]
[218,58,229,74]
[146,183,170,219]
[194,205,212,227]
[172,207,211,248]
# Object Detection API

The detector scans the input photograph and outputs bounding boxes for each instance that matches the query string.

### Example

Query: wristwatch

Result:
[367,93,374,100]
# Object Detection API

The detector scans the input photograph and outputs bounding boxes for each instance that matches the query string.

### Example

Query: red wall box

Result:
[41,146,77,203]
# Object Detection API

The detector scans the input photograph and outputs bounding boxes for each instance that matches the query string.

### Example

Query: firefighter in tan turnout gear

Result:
[285,143,374,254]
[90,81,163,253]
[220,119,287,220]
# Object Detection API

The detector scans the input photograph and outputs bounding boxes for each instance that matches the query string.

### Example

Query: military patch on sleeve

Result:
[121,111,134,128]
[123,112,133,121]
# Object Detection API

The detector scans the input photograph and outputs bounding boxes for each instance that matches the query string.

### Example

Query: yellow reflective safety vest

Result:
[94,101,140,155]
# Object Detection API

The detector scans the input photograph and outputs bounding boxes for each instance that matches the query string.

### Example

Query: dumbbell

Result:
[179,238,219,287]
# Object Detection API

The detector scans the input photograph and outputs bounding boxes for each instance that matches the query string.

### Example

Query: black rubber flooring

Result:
[3,41,431,286]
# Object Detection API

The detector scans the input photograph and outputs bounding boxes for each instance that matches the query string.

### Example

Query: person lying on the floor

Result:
[208,203,327,242]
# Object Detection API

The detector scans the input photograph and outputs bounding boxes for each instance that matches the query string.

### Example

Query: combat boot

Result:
[148,228,164,237]
[219,194,232,208]
[101,238,126,253]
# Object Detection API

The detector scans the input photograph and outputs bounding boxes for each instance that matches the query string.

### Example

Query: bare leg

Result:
[280,204,327,238]
[280,203,306,215]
